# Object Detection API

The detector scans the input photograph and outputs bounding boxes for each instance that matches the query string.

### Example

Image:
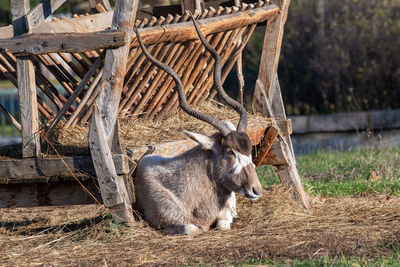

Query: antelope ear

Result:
[182,130,214,150]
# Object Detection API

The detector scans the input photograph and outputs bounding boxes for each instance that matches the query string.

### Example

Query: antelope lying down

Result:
[133,15,262,235]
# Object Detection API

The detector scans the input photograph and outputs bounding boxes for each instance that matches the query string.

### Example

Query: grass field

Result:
[258,146,400,197]
[1,145,399,265]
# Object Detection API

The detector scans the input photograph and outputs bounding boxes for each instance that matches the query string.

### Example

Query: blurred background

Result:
[0,0,399,152]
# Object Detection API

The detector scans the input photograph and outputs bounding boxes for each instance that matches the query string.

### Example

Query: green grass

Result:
[242,252,400,266]
[0,80,14,89]
[256,145,400,197]
[0,124,20,137]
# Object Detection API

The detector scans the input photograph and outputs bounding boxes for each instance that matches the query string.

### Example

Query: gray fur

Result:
[134,131,262,235]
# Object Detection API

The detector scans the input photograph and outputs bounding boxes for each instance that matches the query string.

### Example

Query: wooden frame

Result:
[0,0,310,222]
[252,0,309,208]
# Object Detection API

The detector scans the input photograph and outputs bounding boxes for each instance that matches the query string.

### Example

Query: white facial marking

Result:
[231,149,254,175]
[223,120,237,131]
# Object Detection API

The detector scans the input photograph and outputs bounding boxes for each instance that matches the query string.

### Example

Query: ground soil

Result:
[1,186,399,266]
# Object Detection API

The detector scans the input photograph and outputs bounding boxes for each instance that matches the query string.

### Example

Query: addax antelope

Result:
[133,14,262,235]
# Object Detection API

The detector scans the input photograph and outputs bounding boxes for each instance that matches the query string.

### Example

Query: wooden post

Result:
[88,0,139,223]
[11,0,41,158]
[89,0,112,12]
[181,0,203,13]
[252,0,310,208]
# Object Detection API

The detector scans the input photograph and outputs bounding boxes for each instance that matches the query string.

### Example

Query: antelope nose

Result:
[252,187,262,197]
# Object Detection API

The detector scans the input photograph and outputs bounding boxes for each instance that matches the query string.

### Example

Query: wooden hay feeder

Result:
[0,0,309,222]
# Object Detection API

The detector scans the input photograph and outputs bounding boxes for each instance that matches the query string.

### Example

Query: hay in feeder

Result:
[50,102,274,153]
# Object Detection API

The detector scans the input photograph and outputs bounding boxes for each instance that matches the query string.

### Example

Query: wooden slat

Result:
[0,180,101,208]
[253,126,279,166]
[123,12,203,117]
[36,54,76,98]
[150,9,224,120]
[1,50,59,118]
[205,23,256,102]
[0,30,127,55]
[45,51,105,137]
[139,12,202,120]
[0,154,129,182]
[25,0,67,31]
[65,69,103,127]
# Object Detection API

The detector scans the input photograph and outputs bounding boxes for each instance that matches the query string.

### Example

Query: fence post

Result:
[252,0,309,208]
[11,0,41,157]
[89,0,139,223]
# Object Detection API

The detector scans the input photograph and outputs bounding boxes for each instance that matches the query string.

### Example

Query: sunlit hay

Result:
[1,186,400,265]
[49,103,273,151]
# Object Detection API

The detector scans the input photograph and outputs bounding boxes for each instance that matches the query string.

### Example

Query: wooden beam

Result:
[12,0,41,158]
[131,5,279,47]
[273,138,310,209]
[0,30,126,55]
[0,5,279,44]
[89,108,135,223]
[25,0,67,31]
[0,154,129,183]
[0,180,101,208]
[254,126,279,166]
[89,0,139,224]
[252,1,290,116]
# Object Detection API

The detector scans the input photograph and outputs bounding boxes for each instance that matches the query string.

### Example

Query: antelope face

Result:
[183,130,262,201]
[219,131,262,201]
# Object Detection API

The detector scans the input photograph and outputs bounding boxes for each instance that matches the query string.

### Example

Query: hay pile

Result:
[1,185,399,265]
[0,103,272,158]
[51,103,273,151]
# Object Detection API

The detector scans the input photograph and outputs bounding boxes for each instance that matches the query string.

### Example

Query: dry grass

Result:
[1,185,399,266]
[53,103,273,148]
[0,103,273,159]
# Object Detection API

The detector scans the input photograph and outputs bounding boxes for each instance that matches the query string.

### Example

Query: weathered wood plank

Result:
[45,51,105,137]
[253,126,279,166]
[11,0,29,36]
[0,5,279,46]
[25,0,67,31]
[0,180,101,208]
[88,0,139,223]
[0,30,126,55]
[252,1,290,116]
[130,5,279,47]
[250,0,309,208]
[89,107,134,222]
[273,138,310,209]
[0,154,129,183]
[12,0,41,158]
